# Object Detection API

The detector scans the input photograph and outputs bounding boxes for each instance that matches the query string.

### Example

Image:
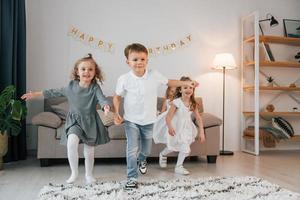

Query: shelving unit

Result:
[241,11,300,155]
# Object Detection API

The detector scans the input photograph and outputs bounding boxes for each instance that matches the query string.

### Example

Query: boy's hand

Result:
[168,126,176,136]
[193,81,199,87]
[191,80,199,88]
[103,105,110,116]
[114,113,123,125]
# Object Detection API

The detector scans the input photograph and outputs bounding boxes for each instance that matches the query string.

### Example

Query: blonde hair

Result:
[174,76,198,111]
[71,53,104,84]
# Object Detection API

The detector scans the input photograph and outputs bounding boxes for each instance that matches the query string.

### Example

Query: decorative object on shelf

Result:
[283,19,300,38]
[0,85,27,170]
[266,76,274,87]
[295,51,300,62]
[293,107,298,112]
[289,83,296,88]
[272,117,295,138]
[259,13,279,36]
[213,53,237,156]
[266,104,275,112]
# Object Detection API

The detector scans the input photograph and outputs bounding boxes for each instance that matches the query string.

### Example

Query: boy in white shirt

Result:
[113,43,197,190]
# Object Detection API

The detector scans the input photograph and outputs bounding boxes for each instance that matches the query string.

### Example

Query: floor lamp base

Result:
[220,150,234,156]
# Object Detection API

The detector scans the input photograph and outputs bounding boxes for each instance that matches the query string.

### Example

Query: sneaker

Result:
[159,153,167,168]
[124,179,138,190]
[175,165,190,175]
[138,160,147,174]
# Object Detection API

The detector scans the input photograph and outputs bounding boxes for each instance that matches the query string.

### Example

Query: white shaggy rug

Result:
[38,176,300,200]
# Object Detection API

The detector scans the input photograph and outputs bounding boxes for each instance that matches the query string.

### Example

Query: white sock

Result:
[176,152,189,167]
[84,144,96,184]
[161,147,173,156]
[66,134,79,184]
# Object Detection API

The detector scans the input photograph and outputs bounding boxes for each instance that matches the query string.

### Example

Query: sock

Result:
[161,147,173,156]
[176,152,189,167]
[66,134,79,183]
[84,144,96,184]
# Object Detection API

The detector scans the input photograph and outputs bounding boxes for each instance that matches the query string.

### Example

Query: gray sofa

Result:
[32,96,222,167]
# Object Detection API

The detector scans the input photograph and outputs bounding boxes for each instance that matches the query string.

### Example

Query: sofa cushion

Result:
[51,102,69,120]
[97,110,115,127]
[108,125,126,139]
[32,112,62,129]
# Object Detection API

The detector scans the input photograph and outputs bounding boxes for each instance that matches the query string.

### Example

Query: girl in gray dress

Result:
[22,54,111,184]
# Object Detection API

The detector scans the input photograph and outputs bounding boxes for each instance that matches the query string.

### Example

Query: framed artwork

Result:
[283,19,300,38]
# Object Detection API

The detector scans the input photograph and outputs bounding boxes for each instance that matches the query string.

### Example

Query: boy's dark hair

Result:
[124,43,148,59]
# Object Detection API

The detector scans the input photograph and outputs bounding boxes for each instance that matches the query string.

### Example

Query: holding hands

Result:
[114,113,124,125]
[103,105,110,116]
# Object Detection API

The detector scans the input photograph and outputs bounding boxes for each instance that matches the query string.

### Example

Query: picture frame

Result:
[283,19,300,38]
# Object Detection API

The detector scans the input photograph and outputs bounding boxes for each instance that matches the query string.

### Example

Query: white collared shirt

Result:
[115,69,168,125]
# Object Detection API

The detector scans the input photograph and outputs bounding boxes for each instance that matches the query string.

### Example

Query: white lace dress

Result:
[153,98,198,153]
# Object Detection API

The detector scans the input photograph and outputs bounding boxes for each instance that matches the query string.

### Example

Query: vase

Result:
[0,132,8,170]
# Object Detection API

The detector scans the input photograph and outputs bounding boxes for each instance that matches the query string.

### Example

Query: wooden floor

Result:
[0,151,300,200]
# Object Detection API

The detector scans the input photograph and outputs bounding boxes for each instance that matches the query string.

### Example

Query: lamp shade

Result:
[270,16,279,27]
[213,53,237,69]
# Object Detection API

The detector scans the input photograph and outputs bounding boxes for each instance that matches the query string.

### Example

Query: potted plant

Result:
[0,85,27,170]
[267,76,274,87]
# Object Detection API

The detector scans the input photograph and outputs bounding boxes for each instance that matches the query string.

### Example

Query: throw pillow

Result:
[97,110,115,127]
[51,102,69,120]
[272,117,294,138]
[32,112,62,128]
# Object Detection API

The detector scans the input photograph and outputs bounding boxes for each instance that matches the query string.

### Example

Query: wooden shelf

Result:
[244,86,300,91]
[245,61,300,68]
[243,111,300,117]
[243,135,300,142]
[244,35,300,45]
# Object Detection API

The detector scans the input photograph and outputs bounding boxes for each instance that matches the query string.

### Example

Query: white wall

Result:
[26,0,300,151]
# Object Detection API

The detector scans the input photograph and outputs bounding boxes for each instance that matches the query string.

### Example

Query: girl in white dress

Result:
[153,76,205,175]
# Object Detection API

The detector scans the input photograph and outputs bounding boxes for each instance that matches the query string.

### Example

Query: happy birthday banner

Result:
[67,26,192,56]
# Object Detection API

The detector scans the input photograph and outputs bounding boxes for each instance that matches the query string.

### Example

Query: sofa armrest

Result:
[202,113,222,128]
[32,112,62,129]
[193,113,222,128]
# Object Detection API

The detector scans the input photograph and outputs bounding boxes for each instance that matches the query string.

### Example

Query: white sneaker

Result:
[175,165,190,175]
[159,153,167,168]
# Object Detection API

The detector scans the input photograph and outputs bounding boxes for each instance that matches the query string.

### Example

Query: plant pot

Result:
[0,132,8,170]
[267,82,274,87]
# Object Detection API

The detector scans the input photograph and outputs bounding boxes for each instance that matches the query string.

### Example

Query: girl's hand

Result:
[21,91,42,101]
[103,105,110,116]
[114,113,123,125]
[198,129,206,143]
[168,126,176,136]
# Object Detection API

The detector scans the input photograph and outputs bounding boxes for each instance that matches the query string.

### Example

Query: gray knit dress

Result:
[43,80,111,146]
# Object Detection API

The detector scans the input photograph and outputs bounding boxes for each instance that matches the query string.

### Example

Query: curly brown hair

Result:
[174,76,198,111]
[71,53,104,84]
